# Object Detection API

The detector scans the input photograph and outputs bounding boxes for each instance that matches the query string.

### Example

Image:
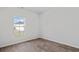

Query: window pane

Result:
[13,16,25,24]
[19,27,24,31]
[15,26,24,32]
[13,16,25,32]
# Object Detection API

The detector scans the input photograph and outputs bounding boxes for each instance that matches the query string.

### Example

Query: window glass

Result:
[13,16,25,36]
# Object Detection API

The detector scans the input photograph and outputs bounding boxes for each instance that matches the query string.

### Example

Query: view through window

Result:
[13,16,25,36]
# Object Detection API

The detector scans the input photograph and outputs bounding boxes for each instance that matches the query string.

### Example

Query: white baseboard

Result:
[1,35,79,49]
[42,36,79,49]
[0,36,38,48]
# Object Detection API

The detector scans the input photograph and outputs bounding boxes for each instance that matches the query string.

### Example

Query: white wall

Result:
[41,8,79,48]
[0,8,39,47]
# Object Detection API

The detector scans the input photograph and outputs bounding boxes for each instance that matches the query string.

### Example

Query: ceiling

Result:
[22,7,52,14]
[0,7,52,14]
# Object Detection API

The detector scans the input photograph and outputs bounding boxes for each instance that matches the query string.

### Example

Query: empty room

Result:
[0,7,79,52]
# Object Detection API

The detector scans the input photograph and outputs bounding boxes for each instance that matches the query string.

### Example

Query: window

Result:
[13,16,25,36]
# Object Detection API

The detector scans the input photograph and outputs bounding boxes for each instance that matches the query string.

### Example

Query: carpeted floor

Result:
[0,38,79,52]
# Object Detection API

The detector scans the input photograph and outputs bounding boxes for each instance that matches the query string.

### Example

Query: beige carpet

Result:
[0,38,79,52]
